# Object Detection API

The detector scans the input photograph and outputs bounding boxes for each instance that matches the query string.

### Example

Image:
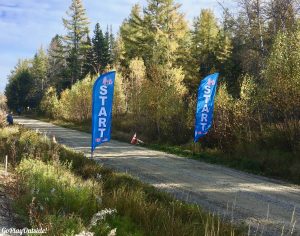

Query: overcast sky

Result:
[0,0,235,92]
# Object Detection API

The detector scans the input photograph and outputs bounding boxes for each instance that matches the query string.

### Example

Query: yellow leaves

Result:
[166,68,187,96]
[56,75,95,121]
[240,74,256,102]
[40,87,60,119]
[262,30,300,117]
[129,58,146,83]
[215,84,234,109]
[113,73,126,115]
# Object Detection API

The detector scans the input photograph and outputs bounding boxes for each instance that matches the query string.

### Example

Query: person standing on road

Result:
[6,112,13,125]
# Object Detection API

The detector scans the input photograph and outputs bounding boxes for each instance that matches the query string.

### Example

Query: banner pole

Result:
[91,151,94,160]
[192,142,195,156]
[5,155,8,176]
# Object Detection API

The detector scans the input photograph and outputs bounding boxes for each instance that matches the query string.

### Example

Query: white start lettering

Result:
[200,81,213,131]
[98,85,108,138]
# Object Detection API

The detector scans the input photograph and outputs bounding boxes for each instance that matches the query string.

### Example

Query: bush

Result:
[0,94,7,128]
[40,87,59,119]
[58,76,94,122]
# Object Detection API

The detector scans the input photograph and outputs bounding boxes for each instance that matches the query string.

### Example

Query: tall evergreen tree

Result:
[5,63,38,110]
[267,0,298,33]
[83,35,94,76]
[90,23,112,74]
[184,9,219,94]
[103,28,111,69]
[31,46,49,91]
[193,9,219,73]
[62,0,90,85]
[48,35,68,92]
[109,25,116,64]
[143,0,189,67]
[92,23,105,74]
[120,4,145,65]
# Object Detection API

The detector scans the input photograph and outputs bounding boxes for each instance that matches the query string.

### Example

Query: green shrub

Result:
[40,87,60,119]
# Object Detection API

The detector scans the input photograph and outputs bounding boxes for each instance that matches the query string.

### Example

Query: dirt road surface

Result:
[16,117,300,235]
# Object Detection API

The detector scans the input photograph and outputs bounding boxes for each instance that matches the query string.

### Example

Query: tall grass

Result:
[15,158,102,234]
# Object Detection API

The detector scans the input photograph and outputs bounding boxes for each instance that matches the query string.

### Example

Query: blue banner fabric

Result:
[91,71,116,152]
[194,73,219,142]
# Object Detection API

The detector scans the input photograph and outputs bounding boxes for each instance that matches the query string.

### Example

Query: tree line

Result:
[6,0,114,109]
[5,0,300,157]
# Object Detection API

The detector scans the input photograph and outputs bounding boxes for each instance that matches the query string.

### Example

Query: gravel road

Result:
[16,117,300,235]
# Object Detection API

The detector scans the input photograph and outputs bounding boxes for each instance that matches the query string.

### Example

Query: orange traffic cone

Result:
[131,133,138,145]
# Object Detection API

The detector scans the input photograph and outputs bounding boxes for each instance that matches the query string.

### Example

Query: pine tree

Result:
[48,35,68,92]
[92,23,105,74]
[142,0,189,66]
[109,25,116,64]
[267,0,297,33]
[121,0,189,73]
[103,28,111,69]
[192,9,219,74]
[83,35,94,76]
[31,46,48,91]
[62,0,90,84]
[185,9,219,94]
[120,4,145,64]
[5,70,34,110]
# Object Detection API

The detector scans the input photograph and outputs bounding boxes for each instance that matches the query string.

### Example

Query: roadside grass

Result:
[15,159,101,234]
[59,145,242,236]
[0,126,19,139]
[27,115,300,185]
[0,126,243,236]
[145,143,300,184]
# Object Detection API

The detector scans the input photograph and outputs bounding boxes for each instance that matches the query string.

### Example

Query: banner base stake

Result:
[192,143,196,156]
[91,151,94,160]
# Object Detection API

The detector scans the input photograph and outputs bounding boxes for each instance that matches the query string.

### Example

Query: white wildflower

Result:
[108,228,117,236]
[96,196,102,205]
[50,188,56,194]
[31,188,40,195]
[89,209,117,227]
[96,173,102,180]
[75,231,94,236]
